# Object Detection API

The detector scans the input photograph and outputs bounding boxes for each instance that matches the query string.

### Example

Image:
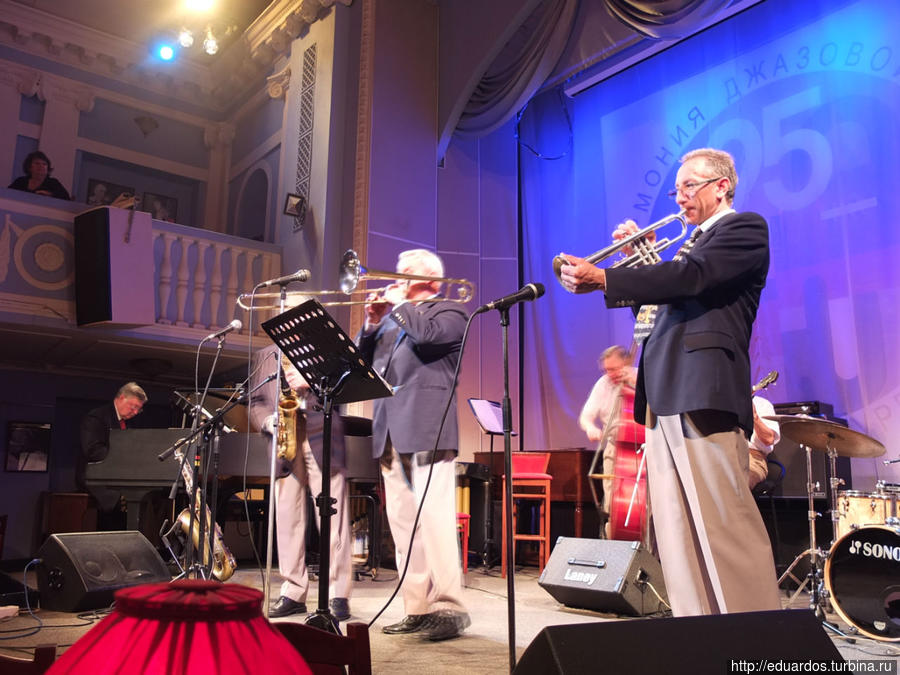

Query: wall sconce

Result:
[283,192,307,231]
[134,115,159,138]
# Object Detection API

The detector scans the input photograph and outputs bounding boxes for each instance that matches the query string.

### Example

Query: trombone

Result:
[237,249,474,310]
[551,210,686,285]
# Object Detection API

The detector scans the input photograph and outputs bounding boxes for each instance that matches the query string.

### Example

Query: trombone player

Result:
[356,249,471,642]
[556,148,781,617]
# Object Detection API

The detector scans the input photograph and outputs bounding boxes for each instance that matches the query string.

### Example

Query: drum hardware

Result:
[764,415,885,636]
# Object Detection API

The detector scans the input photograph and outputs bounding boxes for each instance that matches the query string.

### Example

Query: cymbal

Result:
[763,415,885,458]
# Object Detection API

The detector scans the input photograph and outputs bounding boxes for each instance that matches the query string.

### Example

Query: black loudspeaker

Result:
[770,405,852,498]
[514,609,843,674]
[74,206,155,326]
[36,531,171,611]
[538,537,667,616]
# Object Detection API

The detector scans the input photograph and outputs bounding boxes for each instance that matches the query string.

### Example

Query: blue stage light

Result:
[159,45,175,61]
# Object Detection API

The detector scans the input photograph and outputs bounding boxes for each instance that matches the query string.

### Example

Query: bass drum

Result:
[825,526,900,641]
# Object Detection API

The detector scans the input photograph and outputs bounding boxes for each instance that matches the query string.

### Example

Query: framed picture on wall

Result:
[5,422,51,472]
[86,179,135,206]
[143,192,177,222]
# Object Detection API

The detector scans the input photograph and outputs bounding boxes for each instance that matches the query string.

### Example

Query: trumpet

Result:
[237,249,474,310]
[552,210,686,284]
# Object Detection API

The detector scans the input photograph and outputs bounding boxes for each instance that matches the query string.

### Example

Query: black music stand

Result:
[467,399,516,569]
[262,299,392,633]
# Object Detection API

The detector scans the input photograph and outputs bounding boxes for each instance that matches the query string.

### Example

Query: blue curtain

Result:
[519,0,900,488]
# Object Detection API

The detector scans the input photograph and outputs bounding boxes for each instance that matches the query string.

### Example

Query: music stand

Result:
[262,299,392,632]
[468,399,516,568]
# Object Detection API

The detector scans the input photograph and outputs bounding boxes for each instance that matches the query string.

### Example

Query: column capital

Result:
[204,122,236,149]
[266,65,292,100]
[40,75,96,112]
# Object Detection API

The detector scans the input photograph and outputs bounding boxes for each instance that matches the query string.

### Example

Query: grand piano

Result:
[84,429,271,531]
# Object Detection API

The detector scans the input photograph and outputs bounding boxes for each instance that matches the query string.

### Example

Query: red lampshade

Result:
[47,579,311,674]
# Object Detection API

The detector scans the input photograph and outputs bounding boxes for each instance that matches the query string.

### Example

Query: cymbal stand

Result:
[777,443,826,608]
[776,442,851,638]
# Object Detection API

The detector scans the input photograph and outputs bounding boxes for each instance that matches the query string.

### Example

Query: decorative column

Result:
[38,74,95,194]
[0,64,38,182]
[204,122,236,233]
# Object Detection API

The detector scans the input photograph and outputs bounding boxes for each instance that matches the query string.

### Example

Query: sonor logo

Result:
[848,539,900,561]
[564,569,598,585]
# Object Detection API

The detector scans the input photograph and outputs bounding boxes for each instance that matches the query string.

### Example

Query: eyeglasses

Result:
[667,177,723,200]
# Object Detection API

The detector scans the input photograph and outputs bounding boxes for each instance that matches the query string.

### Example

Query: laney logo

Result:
[848,539,900,561]
[564,569,598,585]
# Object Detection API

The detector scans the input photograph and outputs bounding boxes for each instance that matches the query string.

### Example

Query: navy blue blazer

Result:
[604,211,769,435]
[357,298,467,457]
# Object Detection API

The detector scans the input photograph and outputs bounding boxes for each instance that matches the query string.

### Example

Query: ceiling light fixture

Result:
[202,28,219,55]
[178,28,194,48]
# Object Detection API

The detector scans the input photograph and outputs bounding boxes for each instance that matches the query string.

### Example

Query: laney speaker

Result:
[538,537,667,616]
[36,531,171,612]
[514,609,843,674]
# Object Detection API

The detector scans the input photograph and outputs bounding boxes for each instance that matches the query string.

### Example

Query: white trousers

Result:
[275,434,353,603]
[645,410,782,616]
[381,445,466,615]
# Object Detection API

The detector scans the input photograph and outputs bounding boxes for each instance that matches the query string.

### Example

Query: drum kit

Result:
[764,414,898,642]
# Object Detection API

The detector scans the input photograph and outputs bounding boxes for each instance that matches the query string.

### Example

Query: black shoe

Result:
[330,597,351,621]
[269,596,307,618]
[383,614,432,634]
[420,610,471,642]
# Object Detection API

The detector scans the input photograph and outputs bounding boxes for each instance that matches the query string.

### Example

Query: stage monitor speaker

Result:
[538,537,667,616]
[770,405,852,498]
[36,531,171,612]
[514,609,843,675]
[74,206,155,326]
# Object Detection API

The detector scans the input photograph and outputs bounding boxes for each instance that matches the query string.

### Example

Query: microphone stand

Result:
[499,305,517,672]
[262,284,287,617]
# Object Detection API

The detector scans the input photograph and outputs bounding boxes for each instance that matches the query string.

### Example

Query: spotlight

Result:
[178,28,194,48]
[203,29,218,55]
[158,44,175,61]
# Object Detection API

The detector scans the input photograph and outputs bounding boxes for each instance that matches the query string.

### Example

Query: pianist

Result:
[78,382,147,530]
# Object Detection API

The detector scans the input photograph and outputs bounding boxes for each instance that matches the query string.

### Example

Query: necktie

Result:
[119,419,126,430]
[632,227,703,343]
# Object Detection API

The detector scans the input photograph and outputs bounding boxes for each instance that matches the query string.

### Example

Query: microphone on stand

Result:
[261,269,311,287]
[202,319,242,342]
[474,283,545,314]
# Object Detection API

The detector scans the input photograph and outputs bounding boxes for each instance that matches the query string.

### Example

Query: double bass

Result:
[605,354,647,541]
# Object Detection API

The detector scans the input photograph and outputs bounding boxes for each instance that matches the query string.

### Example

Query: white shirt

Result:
[750,396,780,455]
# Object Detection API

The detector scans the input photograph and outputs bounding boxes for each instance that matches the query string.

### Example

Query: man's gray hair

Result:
[681,148,738,202]
[117,381,147,402]
[397,249,444,279]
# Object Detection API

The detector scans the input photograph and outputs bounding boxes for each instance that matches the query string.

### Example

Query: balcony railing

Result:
[0,188,282,345]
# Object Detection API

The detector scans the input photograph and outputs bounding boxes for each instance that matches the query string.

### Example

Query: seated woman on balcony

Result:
[8,150,71,200]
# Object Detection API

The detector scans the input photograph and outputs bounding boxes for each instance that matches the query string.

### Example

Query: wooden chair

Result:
[0,644,56,674]
[274,621,371,675]
[456,512,470,574]
[501,452,552,577]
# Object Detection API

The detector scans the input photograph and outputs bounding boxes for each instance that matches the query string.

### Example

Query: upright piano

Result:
[84,429,271,531]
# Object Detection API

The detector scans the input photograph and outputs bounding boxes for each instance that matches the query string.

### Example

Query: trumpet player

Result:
[557,148,781,617]
[249,342,353,620]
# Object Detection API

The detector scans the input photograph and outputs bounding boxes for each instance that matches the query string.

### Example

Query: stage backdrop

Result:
[519,0,900,489]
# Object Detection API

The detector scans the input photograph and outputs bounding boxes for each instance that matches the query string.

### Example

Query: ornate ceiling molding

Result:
[0,0,350,114]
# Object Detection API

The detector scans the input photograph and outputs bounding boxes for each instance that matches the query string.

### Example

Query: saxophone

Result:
[277,393,301,462]
[172,446,237,581]
[277,354,302,462]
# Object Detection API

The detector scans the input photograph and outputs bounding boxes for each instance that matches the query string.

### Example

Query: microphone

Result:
[475,283,545,314]
[261,269,311,287]
[203,319,242,342]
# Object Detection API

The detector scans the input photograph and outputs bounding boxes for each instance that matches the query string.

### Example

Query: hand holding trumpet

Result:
[552,211,686,292]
